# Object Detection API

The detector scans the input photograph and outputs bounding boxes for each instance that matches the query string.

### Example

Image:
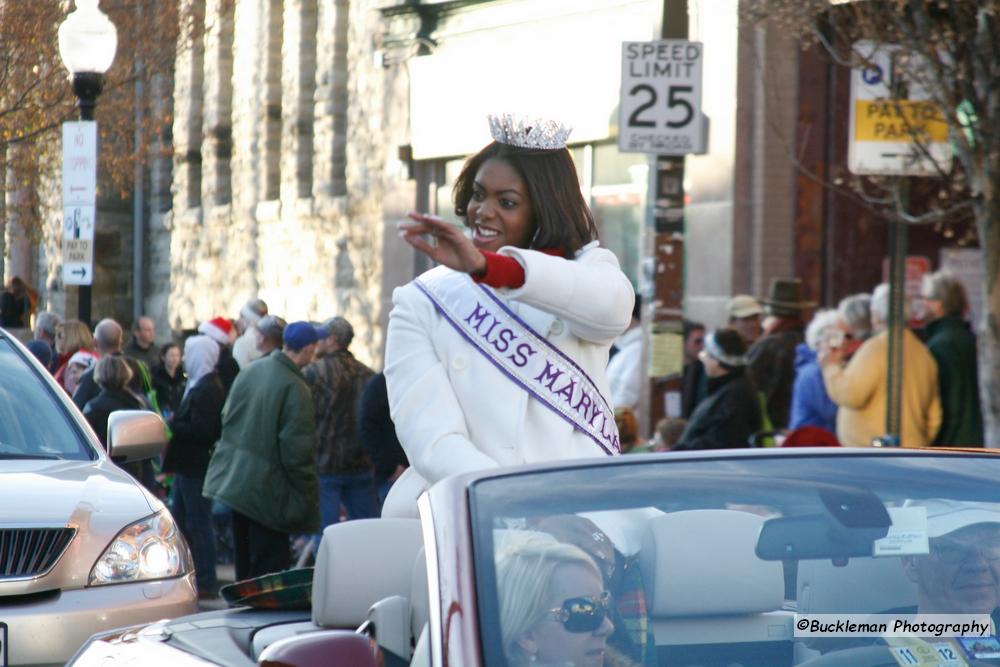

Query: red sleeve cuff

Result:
[472,251,525,289]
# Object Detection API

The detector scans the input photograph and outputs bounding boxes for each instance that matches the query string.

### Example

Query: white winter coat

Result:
[383,243,634,515]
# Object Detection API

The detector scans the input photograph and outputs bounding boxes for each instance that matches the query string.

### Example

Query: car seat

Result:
[366,545,430,665]
[250,518,424,659]
[639,509,794,667]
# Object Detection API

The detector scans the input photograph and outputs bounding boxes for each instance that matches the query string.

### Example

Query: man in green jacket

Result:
[921,271,984,446]
[204,321,326,580]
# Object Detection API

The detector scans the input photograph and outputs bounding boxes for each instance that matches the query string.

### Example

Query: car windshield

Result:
[469,452,1000,667]
[0,337,94,460]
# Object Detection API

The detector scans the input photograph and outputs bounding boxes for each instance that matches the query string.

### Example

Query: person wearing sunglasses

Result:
[901,499,1000,617]
[497,536,622,666]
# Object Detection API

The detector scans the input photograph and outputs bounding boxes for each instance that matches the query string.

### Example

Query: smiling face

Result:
[466,158,535,252]
[518,563,613,667]
[904,524,1000,614]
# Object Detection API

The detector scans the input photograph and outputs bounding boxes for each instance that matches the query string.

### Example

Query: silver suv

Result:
[0,330,197,665]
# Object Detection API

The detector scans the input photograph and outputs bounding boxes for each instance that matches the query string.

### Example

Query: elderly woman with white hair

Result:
[820,283,942,447]
[497,536,619,667]
[789,309,848,434]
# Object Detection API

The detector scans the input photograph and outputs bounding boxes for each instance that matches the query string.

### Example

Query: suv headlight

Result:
[89,511,193,585]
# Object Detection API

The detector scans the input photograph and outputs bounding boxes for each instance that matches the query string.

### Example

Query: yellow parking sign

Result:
[848,41,952,175]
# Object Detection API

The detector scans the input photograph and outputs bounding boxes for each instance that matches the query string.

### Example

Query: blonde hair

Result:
[94,355,133,390]
[56,319,94,356]
[495,535,602,666]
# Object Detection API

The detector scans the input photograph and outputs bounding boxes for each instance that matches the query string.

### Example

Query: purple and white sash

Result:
[416,272,620,455]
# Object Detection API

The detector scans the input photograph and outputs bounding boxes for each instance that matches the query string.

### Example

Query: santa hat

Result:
[68,350,99,370]
[198,317,236,346]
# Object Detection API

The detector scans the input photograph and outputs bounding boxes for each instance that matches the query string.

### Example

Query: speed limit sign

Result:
[619,40,705,155]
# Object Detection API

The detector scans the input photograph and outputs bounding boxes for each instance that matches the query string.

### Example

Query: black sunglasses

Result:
[545,591,611,633]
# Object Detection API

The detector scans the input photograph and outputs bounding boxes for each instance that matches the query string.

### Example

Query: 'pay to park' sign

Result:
[848,40,951,176]
[619,40,705,155]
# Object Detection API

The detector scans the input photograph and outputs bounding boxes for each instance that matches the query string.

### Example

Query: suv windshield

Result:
[470,452,1000,667]
[0,337,94,460]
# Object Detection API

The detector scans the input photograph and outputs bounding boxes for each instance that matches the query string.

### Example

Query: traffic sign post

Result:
[62,121,97,324]
[619,40,706,155]
[847,41,949,444]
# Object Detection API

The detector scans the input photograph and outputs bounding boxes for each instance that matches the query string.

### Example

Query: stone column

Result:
[230,0,264,212]
[281,0,317,203]
[261,0,283,201]
[313,0,349,199]
[171,0,205,213]
[201,0,235,207]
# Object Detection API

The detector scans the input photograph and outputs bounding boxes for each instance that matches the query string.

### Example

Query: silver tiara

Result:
[487,113,572,150]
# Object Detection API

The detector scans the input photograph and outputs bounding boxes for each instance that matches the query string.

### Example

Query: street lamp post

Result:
[57,0,117,327]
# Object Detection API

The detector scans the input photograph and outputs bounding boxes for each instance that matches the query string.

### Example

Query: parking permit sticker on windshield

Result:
[886,637,967,667]
[957,636,1000,661]
[874,507,930,557]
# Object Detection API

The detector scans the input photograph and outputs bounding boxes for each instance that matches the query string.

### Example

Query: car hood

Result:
[0,458,157,525]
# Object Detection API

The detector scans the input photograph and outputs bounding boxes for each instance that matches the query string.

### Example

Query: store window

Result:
[420,143,647,288]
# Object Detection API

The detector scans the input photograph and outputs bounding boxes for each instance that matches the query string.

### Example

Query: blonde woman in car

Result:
[497,536,629,667]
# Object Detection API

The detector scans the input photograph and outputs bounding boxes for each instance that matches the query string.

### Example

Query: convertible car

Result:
[71,447,1000,666]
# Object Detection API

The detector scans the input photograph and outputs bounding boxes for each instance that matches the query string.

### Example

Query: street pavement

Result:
[197,563,235,611]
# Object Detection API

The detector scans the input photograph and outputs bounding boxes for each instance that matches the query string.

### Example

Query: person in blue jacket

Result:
[789,309,846,434]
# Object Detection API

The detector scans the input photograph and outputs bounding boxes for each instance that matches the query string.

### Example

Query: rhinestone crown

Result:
[487,113,573,151]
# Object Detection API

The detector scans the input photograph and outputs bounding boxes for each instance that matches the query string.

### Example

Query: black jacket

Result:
[73,353,150,411]
[747,326,804,430]
[152,365,186,417]
[83,388,144,448]
[674,368,762,450]
[163,372,225,477]
[217,346,240,397]
[357,373,408,481]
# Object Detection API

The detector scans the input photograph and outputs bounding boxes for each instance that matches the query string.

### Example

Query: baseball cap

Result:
[283,321,329,351]
[727,295,764,319]
[903,499,1000,538]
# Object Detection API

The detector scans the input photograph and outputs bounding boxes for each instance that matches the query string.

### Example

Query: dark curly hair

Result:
[452,142,598,258]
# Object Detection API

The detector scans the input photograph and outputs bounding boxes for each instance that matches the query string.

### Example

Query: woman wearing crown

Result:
[381,114,635,516]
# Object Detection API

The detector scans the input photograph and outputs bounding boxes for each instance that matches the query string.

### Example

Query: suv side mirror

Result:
[259,630,380,667]
[107,411,167,463]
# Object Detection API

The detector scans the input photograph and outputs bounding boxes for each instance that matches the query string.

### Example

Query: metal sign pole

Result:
[884,185,908,444]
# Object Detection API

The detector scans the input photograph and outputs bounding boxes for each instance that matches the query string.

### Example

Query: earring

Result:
[529,654,538,663]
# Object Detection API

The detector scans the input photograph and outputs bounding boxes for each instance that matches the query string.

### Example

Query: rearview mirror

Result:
[107,411,167,464]
[258,630,380,667]
[756,513,890,560]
